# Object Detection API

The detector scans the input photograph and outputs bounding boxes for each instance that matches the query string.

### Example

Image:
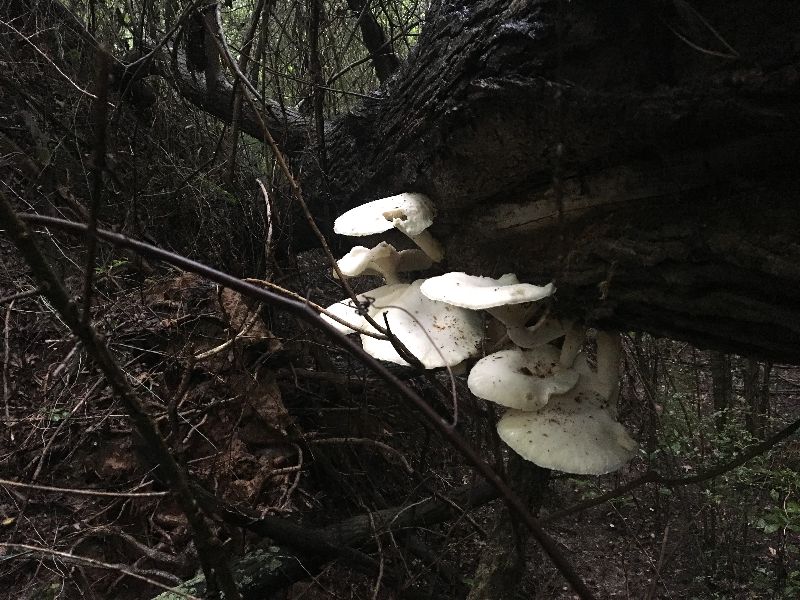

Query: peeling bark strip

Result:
[25,0,800,363]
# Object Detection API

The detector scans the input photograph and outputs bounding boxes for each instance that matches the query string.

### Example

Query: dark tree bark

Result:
[31,0,800,362]
[345,0,400,84]
[299,0,800,363]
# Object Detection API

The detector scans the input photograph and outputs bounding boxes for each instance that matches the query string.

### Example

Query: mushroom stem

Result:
[507,315,567,349]
[372,256,401,284]
[596,331,622,411]
[559,322,585,368]
[486,304,533,328]
[409,230,444,262]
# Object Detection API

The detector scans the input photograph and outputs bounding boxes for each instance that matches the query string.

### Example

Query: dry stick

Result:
[308,437,413,473]
[81,49,111,324]
[0,478,168,498]
[225,0,266,184]
[32,376,103,481]
[646,524,671,600]
[0,543,197,599]
[0,202,242,600]
[3,300,13,442]
[17,215,596,600]
[0,288,40,304]
[256,178,274,268]
[308,0,327,173]
[545,414,800,524]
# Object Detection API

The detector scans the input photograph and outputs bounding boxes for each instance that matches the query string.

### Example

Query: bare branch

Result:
[0,543,197,598]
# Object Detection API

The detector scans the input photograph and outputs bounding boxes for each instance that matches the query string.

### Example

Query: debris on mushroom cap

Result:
[334,193,435,237]
[491,335,635,474]
[497,405,637,475]
[333,193,444,262]
[467,345,580,411]
[419,273,555,310]
[320,283,409,334]
[360,279,483,369]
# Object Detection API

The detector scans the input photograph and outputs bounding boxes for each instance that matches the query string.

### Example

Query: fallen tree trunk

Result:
[26,0,800,362]
[300,0,800,362]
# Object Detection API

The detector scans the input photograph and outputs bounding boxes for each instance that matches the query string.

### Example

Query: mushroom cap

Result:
[336,243,397,278]
[494,357,637,474]
[333,193,435,238]
[361,280,483,368]
[335,243,434,281]
[467,345,580,411]
[497,406,637,475]
[420,273,554,310]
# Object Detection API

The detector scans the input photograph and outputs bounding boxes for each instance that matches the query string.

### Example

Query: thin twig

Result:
[0,478,168,498]
[372,302,459,428]
[81,48,111,324]
[32,376,103,481]
[0,543,197,598]
[0,18,109,102]
[256,179,274,269]
[3,300,14,442]
[193,304,262,360]
[0,288,40,304]
[646,524,671,600]
[243,278,388,339]
[308,437,413,473]
[366,509,384,600]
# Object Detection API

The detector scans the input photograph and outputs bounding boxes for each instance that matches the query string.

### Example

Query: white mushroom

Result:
[362,280,483,368]
[333,193,444,261]
[573,330,623,413]
[420,273,555,347]
[336,243,403,284]
[322,280,483,369]
[467,345,580,411]
[335,242,432,285]
[494,330,635,474]
[420,273,554,310]
[497,403,637,475]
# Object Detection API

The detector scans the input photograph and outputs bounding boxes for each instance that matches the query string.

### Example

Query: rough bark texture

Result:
[28,0,800,361]
[297,0,800,363]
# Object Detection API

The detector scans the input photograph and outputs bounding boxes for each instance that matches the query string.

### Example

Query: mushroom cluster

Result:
[322,192,637,475]
[324,193,481,369]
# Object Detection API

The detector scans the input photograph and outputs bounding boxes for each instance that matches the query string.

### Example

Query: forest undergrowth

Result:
[1,1,799,598]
